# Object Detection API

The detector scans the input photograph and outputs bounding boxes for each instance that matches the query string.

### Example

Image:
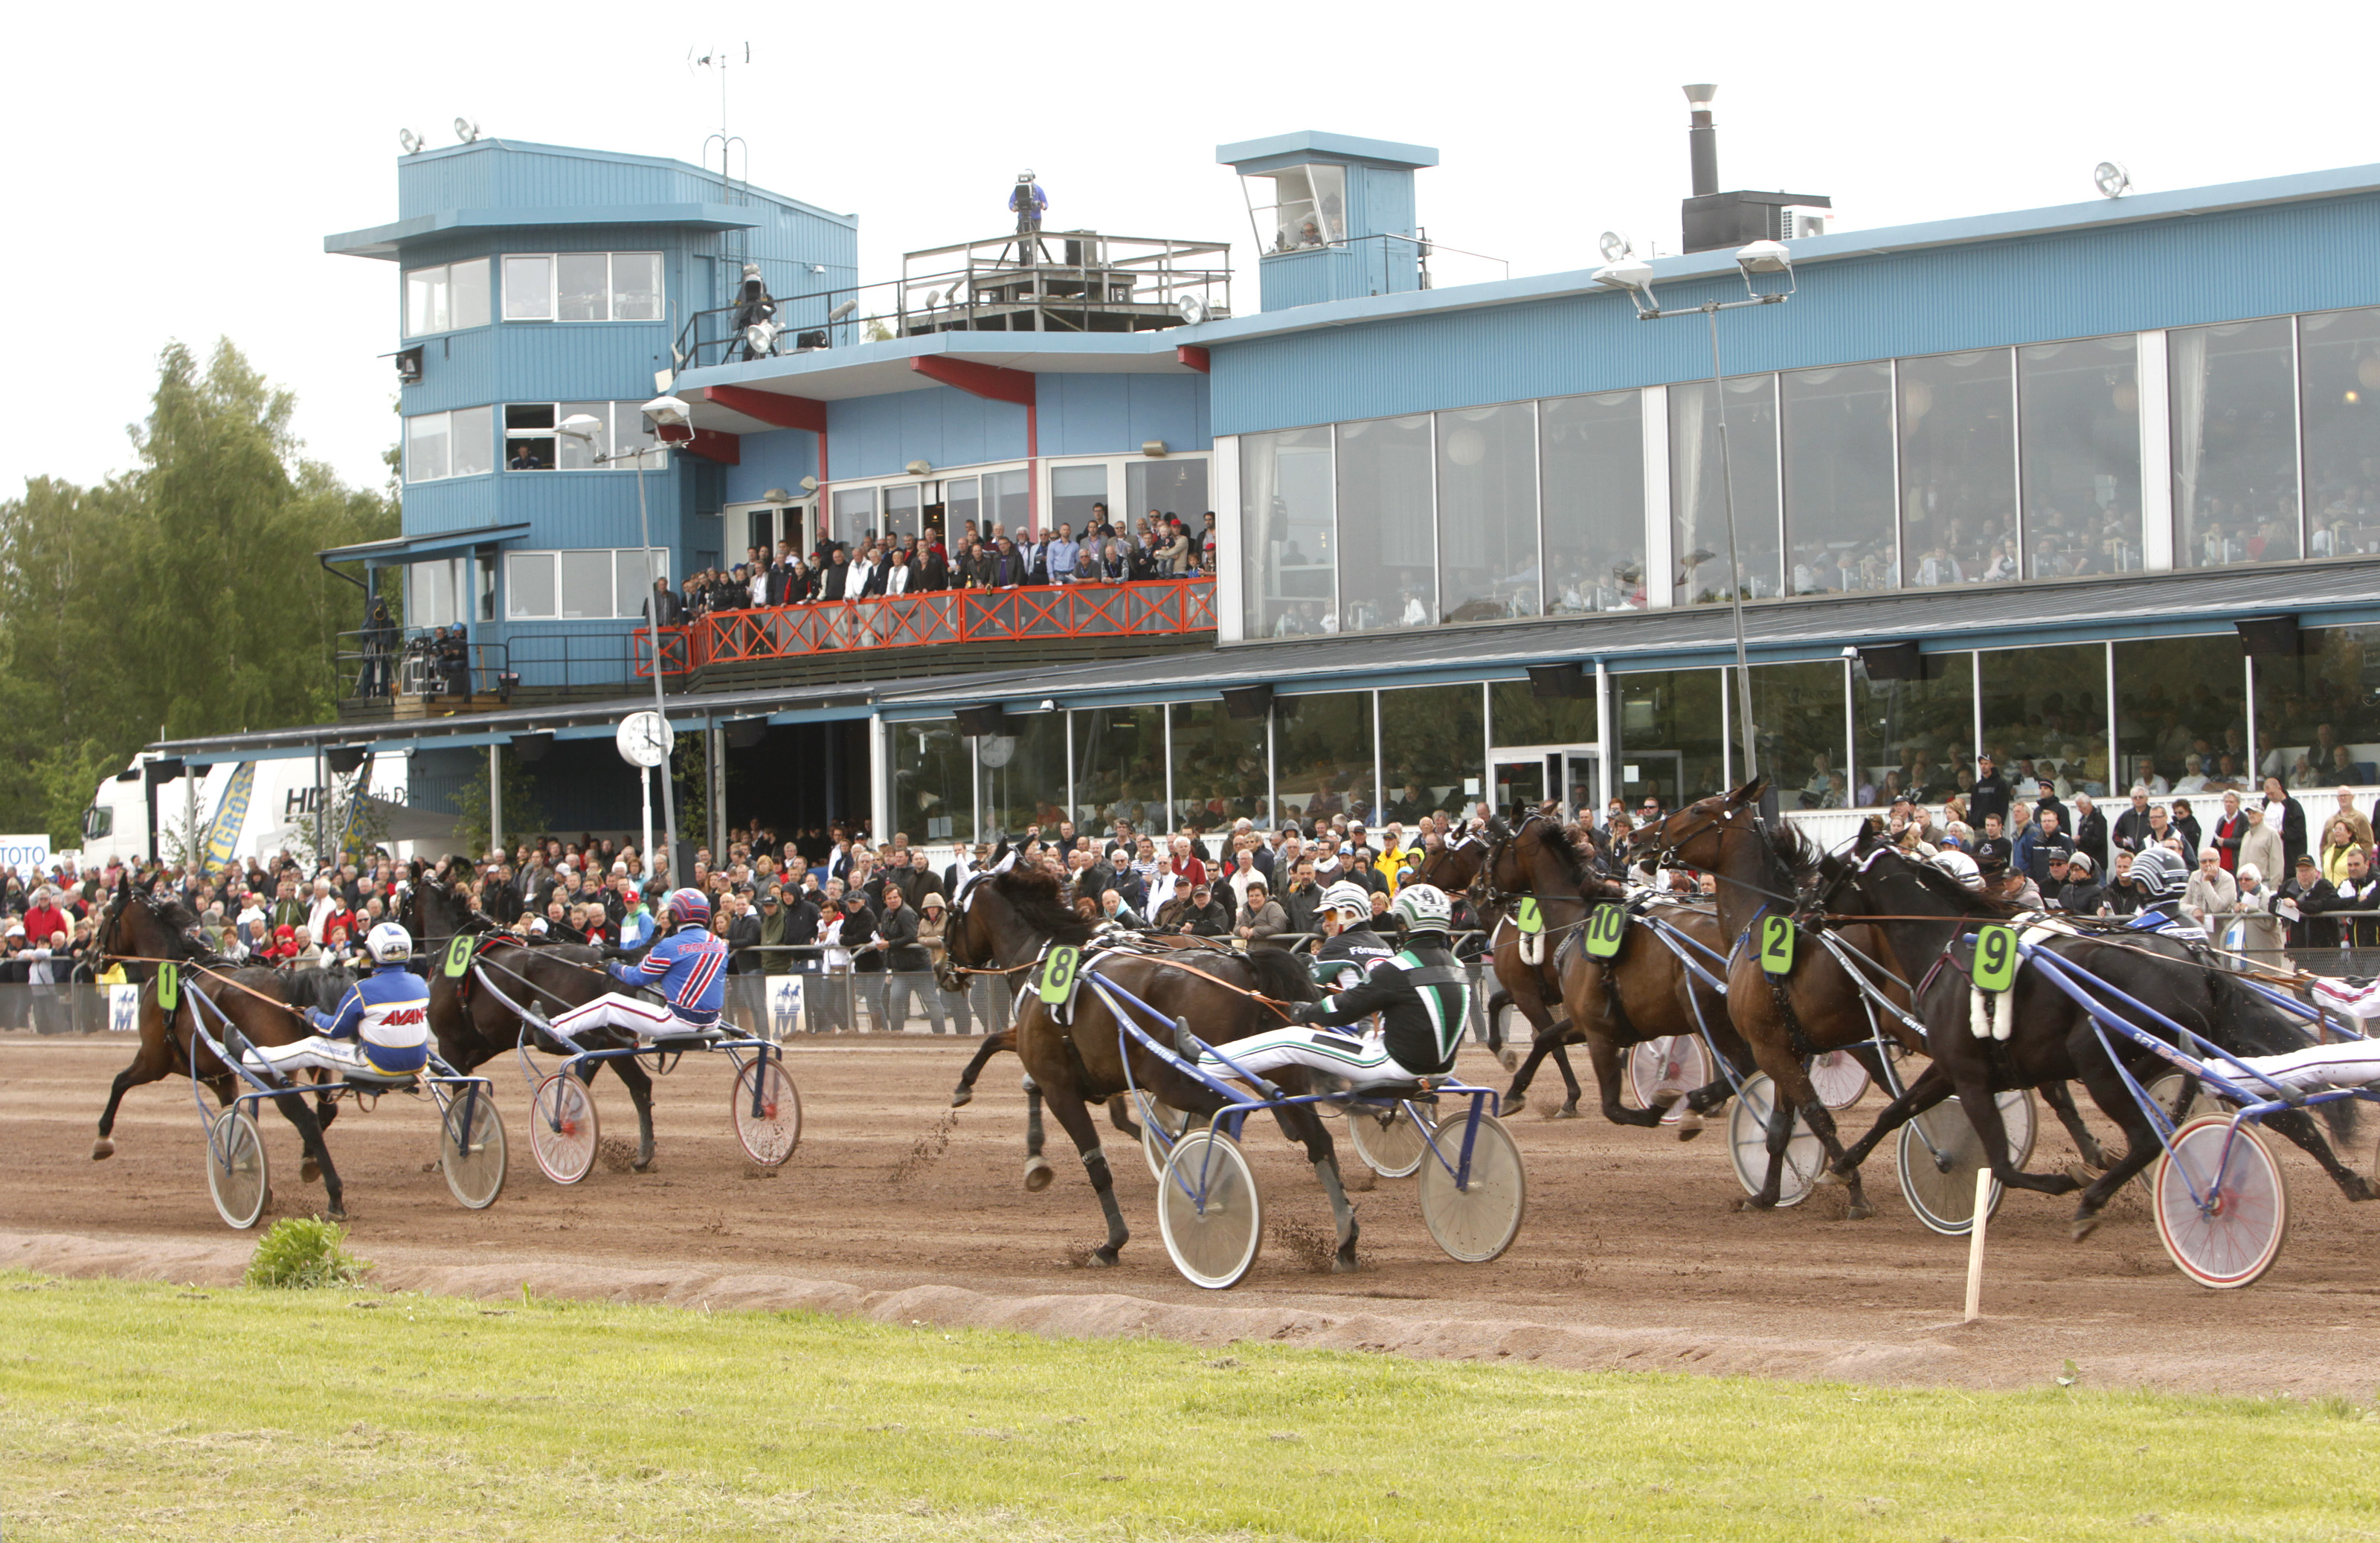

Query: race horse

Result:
[1818,827,2370,1235]
[89,873,352,1217]
[399,858,662,1170]
[1410,828,1574,1095]
[943,863,1358,1269]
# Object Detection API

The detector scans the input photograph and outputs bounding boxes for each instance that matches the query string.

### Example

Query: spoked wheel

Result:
[205,1108,269,1230]
[2155,1115,2289,1289]
[1136,1092,1191,1182]
[1417,1112,1526,1263]
[730,1058,802,1167]
[1627,1036,1710,1126]
[1808,1050,1871,1111]
[1896,1089,2039,1237]
[439,1086,508,1210]
[530,1073,599,1185]
[1726,1072,1825,1208]
[1157,1128,1263,1290]
[1348,1100,1436,1179]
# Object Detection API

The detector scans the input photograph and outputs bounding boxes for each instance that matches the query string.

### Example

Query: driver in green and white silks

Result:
[1183,883,1471,1083]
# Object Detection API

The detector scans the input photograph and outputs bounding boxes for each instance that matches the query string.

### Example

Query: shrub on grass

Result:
[242,1217,370,1289]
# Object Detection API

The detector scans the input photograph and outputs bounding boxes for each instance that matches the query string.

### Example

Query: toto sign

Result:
[0,834,51,872]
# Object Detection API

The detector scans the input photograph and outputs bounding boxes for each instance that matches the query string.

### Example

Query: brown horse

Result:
[1479,812,1749,1130]
[89,874,350,1217]
[946,864,1352,1269]
[1412,827,1580,1104]
[398,859,660,1168]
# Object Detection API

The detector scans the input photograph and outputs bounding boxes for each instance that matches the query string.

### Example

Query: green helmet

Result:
[1392,882,1453,934]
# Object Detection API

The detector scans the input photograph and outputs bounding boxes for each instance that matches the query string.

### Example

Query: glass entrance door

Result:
[1493,747,1600,822]
[1490,756,1545,821]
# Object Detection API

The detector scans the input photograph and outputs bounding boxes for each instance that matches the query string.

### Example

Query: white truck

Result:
[76,751,419,871]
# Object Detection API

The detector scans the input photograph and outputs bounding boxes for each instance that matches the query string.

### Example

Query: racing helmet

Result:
[1392,882,1453,934]
[364,921,412,964]
[1318,880,1372,924]
[666,888,712,928]
[1930,850,1983,890]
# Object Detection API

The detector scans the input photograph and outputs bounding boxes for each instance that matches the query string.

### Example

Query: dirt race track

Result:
[8,1033,2380,1396]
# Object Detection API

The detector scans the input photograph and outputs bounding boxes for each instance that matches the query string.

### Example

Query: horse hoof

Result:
[632,1159,655,1173]
[950,1087,974,1109]
[324,1206,349,1223]
[1674,1112,1703,1140]
[1331,1254,1362,1275]
[1497,1049,1519,1072]
[1505,1092,1528,1115]
[1023,1158,1055,1193]
[1846,1200,1873,1221]
[91,1138,115,1161]
[1088,1246,1119,1268]
[1551,1103,1580,1121]
[2071,1214,2103,1243]
[300,1159,321,1185]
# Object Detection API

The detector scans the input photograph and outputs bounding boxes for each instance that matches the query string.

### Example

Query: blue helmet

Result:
[666,888,711,928]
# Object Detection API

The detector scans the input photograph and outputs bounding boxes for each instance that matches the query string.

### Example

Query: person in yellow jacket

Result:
[1372,828,1408,895]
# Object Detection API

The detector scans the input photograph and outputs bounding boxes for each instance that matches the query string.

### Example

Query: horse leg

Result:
[1827,1058,1955,1180]
[1789,1088,1873,1221]
[1547,1042,1585,1117]
[609,1057,659,1170]
[93,1060,167,1160]
[1502,1024,1564,1114]
[2039,1080,2109,1170]
[1587,1035,1664,1130]
[1275,1104,1360,1272]
[1021,1075,1053,1191]
[1958,1072,2085,1200]
[953,1028,1012,1108]
[274,1096,347,1221]
[2262,1106,2376,1202]
[1044,1087,1128,1266]
[1105,1094,1143,1141]
[1485,989,1511,1055]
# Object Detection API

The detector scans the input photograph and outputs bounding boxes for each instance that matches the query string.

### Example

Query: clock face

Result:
[617,712,670,767]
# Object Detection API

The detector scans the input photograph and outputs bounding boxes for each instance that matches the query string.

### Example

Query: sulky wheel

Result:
[1136,1091,1191,1182]
[2154,1115,2290,1289]
[530,1072,599,1185]
[1726,1072,1827,1208]
[1417,1111,1526,1263]
[1348,1099,1435,1179]
[206,1108,269,1230]
[1628,1036,1710,1126]
[440,1086,508,1211]
[1157,1128,1264,1290]
[1896,1089,2036,1237]
[730,1058,803,1167]
[1807,1049,1871,1112]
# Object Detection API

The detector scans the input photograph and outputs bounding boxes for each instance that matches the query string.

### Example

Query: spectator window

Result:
[991,469,1030,534]
[404,259,490,337]
[1125,459,1209,529]
[502,252,664,323]
[1051,464,1109,529]
[1541,390,1645,615]
[404,406,492,483]
[883,484,922,539]
[1782,363,1896,596]
[506,548,670,620]
[832,487,878,544]
[1670,374,1780,605]
[1898,349,2016,587]
[2172,318,2300,568]
[945,477,980,537]
[2302,309,2380,559]
[1241,164,1348,252]
[410,557,468,629]
[504,402,652,471]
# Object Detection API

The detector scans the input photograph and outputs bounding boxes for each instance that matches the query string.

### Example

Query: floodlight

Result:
[1683,83,1717,111]
[905,459,933,475]
[762,487,792,503]
[799,476,819,492]
[397,128,422,155]
[1177,294,1212,325]
[744,319,779,356]
[1735,239,1791,275]
[454,117,480,144]
[642,395,692,428]
[557,413,604,442]
[826,299,858,323]
[1591,259,1655,291]
[1598,231,1634,262]
[2094,160,2131,199]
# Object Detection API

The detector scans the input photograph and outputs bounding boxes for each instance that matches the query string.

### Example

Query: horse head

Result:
[1629,776,1769,873]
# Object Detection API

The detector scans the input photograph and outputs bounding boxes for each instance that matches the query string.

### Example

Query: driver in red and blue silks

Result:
[549,889,730,1041]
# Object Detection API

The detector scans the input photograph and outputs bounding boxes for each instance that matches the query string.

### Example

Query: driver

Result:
[546,889,728,1041]
[242,921,430,1080]
[1178,883,1470,1086]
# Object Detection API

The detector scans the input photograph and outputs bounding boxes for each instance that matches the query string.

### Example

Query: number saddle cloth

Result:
[1964,910,2081,1041]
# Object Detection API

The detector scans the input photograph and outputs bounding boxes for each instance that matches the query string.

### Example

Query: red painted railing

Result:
[634,578,1216,676]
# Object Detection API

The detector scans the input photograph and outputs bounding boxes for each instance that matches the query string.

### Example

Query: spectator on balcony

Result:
[360,601,397,696]
[817,544,851,602]
[746,561,767,609]
[1047,522,1080,584]
[985,538,1026,589]
[920,536,951,590]
[1157,523,1190,577]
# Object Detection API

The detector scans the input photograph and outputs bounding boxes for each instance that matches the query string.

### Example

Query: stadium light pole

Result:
[1590,240,1795,784]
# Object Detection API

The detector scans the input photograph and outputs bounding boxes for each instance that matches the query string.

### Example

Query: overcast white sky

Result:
[4,1,2375,498]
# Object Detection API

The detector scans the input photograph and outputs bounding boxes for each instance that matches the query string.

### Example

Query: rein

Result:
[109,954,314,1020]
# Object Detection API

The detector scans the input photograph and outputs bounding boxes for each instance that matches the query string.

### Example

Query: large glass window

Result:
[2113,635,2248,795]
[1490,679,1598,749]
[2020,335,2142,576]
[891,719,973,845]
[1245,164,1348,251]
[1782,363,1896,594]
[1670,374,1780,605]
[403,406,492,483]
[1749,661,1852,808]
[2300,309,2380,559]
[2255,626,2380,788]
[503,256,551,321]
[975,709,1067,837]
[2172,318,2300,568]
[1380,685,1484,827]
[1899,349,2016,587]
[1336,415,1435,632]
[408,558,466,630]
[945,476,980,541]
[882,485,922,540]
[1540,390,1646,613]
[1126,458,1209,525]
[990,468,1030,536]
[1981,645,2111,799]
[1614,669,1726,810]
[403,259,490,337]
[1050,463,1107,532]
[504,549,668,620]
[1072,704,1167,831]
[1273,692,1375,827]
[1241,427,1335,638]
[831,487,876,544]
[1435,403,1540,622]
[500,252,662,323]
[1170,702,1270,831]
[1853,652,1975,808]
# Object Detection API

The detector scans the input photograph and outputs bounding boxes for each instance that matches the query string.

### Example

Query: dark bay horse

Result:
[1820,830,2370,1235]
[89,874,349,1217]
[399,859,660,1169]
[1413,826,1577,1100]
[1480,813,1748,1130]
[946,864,1355,1270]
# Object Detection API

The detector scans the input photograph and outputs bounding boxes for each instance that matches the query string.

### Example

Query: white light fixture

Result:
[905,459,932,475]
[744,318,779,356]
[1038,698,1057,712]
[798,475,819,492]
[557,413,604,442]
[454,117,480,144]
[397,128,423,155]
[1591,259,1655,292]
[1597,230,1635,262]
[807,263,827,274]
[826,299,858,323]
[643,395,692,428]
[1684,82,1718,111]
[762,487,792,503]
[1734,239,1791,275]
[1141,439,1168,458]
[2094,160,2131,199]
[1177,294,1212,325]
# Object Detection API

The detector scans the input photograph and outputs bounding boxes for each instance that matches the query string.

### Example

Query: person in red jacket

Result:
[21,889,69,957]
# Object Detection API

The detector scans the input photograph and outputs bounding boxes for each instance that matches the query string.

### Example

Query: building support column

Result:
[2137,330,2174,572]
[869,713,891,848]
[489,743,503,858]
[1594,659,1614,821]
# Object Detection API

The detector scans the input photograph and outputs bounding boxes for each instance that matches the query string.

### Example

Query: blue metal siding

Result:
[1038,374,1210,454]
[1212,191,2380,435]
[826,390,1029,479]
[724,430,819,503]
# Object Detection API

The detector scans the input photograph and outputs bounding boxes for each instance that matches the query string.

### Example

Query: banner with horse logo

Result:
[766,975,805,1038]
[107,984,141,1031]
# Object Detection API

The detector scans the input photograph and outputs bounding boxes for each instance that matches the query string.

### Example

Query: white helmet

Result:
[1318,880,1372,924]
[1392,882,1453,934]
[1932,850,1983,890]
[364,921,412,964]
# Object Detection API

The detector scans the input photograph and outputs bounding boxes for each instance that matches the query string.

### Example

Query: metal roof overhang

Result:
[326,204,765,260]
[319,524,532,567]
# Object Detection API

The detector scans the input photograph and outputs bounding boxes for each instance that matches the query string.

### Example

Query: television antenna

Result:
[692,43,750,191]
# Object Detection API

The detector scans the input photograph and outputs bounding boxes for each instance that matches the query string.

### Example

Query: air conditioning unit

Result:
[1788,210,1828,239]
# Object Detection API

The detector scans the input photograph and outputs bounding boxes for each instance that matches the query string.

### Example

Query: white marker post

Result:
[1963,1167,1993,1321]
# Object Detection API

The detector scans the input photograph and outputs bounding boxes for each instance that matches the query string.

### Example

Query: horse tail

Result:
[2209,972,2359,1143]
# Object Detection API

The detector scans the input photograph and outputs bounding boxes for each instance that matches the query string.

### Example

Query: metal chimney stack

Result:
[1685,83,1719,198]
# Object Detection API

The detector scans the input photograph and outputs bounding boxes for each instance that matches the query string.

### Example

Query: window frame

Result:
[501,402,654,472]
[403,406,494,483]
[402,258,492,338]
[504,547,672,622]
[500,251,666,325]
